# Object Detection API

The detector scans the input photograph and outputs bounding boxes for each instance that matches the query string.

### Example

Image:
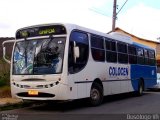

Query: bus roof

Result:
[133,42,155,50]
[16,23,133,43]
[18,23,157,47]
[64,23,133,44]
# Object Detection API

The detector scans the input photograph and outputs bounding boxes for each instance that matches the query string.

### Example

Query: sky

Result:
[0,0,160,41]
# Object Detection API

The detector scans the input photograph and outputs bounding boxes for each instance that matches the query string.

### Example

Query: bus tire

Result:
[89,83,103,106]
[136,80,144,96]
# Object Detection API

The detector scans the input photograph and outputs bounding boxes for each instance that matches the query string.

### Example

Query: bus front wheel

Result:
[89,83,103,106]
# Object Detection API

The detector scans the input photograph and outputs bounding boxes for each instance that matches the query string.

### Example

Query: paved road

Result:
[1,91,160,120]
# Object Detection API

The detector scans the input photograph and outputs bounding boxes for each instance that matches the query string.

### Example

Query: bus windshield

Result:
[13,37,65,75]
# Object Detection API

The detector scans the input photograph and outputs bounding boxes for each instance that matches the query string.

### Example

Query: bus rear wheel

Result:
[136,80,144,96]
[89,83,103,106]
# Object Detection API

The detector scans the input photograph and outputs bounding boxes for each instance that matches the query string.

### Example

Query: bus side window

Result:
[68,31,89,74]
[144,49,149,65]
[105,39,117,63]
[148,50,156,66]
[137,47,145,65]
[91,35,105,62]
[117,42,128,63]
[128,45,137,64]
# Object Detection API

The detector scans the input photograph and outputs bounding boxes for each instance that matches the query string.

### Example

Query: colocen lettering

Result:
[109,66,128,76]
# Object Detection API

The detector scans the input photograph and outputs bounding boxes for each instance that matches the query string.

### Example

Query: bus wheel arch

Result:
[89,79,104,106]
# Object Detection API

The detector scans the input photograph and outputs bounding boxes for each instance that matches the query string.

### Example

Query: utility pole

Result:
[112,0,117,32]
[112,0,128,32]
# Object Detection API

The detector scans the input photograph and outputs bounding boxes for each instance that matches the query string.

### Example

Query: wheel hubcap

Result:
[91,89,99,100]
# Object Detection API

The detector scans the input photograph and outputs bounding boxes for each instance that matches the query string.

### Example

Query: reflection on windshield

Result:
[13,37,65,75]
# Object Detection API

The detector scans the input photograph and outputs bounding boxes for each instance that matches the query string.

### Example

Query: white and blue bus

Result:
[3,23,157,106]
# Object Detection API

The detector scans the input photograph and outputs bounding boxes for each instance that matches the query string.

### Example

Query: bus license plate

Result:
[28,90,38,95]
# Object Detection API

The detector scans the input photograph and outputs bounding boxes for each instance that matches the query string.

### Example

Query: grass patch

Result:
[0,60,10,87]
[0,86,10,92]
[0,86,11,97]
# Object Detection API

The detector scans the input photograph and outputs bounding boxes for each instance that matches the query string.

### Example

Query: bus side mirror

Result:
[73,42,80,63]
[3,46,11,64]
[2,39,16,64]
[3,47,6,57]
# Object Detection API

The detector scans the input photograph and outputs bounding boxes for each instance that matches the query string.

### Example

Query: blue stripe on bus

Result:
[130,64,157,91]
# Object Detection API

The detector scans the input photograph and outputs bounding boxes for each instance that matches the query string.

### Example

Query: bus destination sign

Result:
[39,28,55,35]
[16,25,66,39]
